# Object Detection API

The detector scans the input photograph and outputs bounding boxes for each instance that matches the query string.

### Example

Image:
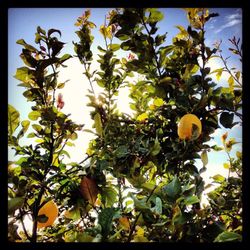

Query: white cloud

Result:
[215,10,242,34]
[57,56,134,163]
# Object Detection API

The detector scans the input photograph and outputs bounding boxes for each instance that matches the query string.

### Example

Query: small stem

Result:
[118,178,124,212]
[79,153,95,165]
[19,208,32,241]
[226,151,232,179]
[220,53,242,87]
[51,138,69,166]
[83,62,96,96]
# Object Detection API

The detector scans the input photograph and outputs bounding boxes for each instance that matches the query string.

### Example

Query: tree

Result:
[8,8,242,242]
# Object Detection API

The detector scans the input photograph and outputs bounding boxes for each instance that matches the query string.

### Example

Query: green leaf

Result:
[184,195,200,205]
[130,195,151,212]
[14,67,35,83]
[28,111,40,121]
[8,197,24,215]
[214,231,242,242]
[212,174,225,183]
[201,150,208,166]
[8,104,20,135]
[66,141,75,147]
[211,145,223,151]
[228,75,234,91]
[183,64,199,80]
[150,138,161,156]
[101,187,118,207]
[17,120,30,139]
[114,145,129,158]
[153,98,164,107]
[216,70,223,81]
[70,132,78,140]
[97,46,106,52]
[109,43,120,52]
[59,54,72,64]
[60,150,71,159]
[148,8,164,23]
[32,124,42,133]
[98,207,118,238]
[175,25,188,39]
[35,32,42,44]
[64,206,81,221]
[57,82,65,89]
[220,112,234,128]
[137,112,148,122]
[16,39,37,52]
[151,197,162,215]
[77,232,94,242]
[37,26,46,35]
[235,71,241,81]
[27,132,36,138]
[94,113,103,136]
[141,182,157,193]
[162,176,181,200]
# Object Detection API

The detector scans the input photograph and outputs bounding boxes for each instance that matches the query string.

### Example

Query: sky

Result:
[8,8,242,193]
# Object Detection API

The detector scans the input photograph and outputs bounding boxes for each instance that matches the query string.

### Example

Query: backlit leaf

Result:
[59,54,72,64]
[94,113,103,136]
[212,174,225,183]
[109,43,120,52]
[201,150,208,166]
[183,64,199,80]
[17,120,30,140]
[101,186,118,207]
[184,195,199,205]
[236,151,242,159]
[214,231,242,242]
[228,76,234,91]
[64,206,81,220]
[137,113,148,122]
[14,67,35,83]
[8,104,20,135]
[28,111,40,121]
[235,71,241,81]
[16,39,37,52]
[153,98,164,107]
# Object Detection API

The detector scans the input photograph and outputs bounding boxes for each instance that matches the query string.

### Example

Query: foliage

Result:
[8,8,242,243]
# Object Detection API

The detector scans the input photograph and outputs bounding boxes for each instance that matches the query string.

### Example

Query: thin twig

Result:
[19,208,32,241]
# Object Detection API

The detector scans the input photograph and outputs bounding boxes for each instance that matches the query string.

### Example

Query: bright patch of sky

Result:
[8,8,242,190]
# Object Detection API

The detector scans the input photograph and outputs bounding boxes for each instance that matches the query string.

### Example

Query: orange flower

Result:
[56,93,64,110]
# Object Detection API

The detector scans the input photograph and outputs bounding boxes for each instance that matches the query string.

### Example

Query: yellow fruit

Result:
[37,200,58,229]
[177,114,202,140]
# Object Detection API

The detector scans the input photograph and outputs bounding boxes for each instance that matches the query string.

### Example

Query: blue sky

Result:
[8,8,242,189]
